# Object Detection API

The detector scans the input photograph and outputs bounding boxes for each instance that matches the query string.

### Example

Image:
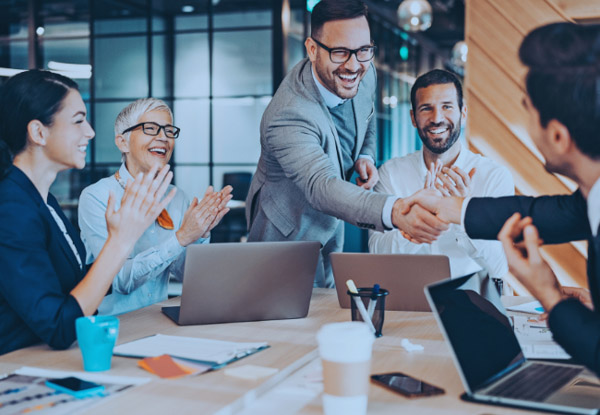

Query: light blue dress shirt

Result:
[78,163,208,315]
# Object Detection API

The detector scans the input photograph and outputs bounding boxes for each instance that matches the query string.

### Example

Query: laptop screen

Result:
[426,273,525,392]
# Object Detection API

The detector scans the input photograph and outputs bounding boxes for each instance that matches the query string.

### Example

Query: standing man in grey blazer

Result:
[246,0,448,287]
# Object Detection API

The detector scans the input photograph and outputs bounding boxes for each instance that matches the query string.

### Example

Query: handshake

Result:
[390,161,475,244]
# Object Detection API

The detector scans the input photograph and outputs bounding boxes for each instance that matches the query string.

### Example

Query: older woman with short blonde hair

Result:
[78,98,231,315]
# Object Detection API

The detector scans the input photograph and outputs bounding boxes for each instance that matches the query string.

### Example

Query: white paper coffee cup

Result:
[317,322,374,415]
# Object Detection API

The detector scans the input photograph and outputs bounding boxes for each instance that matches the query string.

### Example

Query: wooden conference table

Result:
[0,289,548,414]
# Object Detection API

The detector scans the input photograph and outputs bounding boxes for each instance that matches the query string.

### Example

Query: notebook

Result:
[331,253,450,311]
[425,273,600,414]
[162,241,320,325]
[114,334,269,369]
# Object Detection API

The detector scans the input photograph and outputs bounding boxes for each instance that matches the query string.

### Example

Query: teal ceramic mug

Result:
[75,316,119,371]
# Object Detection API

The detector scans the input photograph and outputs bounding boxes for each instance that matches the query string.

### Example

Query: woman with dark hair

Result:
[0,70,176,355]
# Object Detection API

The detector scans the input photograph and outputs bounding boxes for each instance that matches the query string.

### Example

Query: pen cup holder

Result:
[347,288,389,337]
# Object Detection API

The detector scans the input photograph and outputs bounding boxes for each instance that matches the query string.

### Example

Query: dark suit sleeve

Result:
[464,191,590,243]
[548,299,600,374]
[0,200,83,350]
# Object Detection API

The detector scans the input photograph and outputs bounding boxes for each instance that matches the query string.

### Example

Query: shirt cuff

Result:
[162,233,186,261]
[459,196,473,232]
[194,236,210,245]
[358,154,375,165]
[382,196,398,230]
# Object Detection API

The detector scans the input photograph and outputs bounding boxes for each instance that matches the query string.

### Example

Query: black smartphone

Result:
[371,372,445,398]
[45,377,105,398]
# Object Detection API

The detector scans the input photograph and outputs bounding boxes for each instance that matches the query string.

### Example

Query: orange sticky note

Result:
[139,354,192,379]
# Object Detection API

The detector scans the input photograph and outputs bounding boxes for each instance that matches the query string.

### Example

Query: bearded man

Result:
[369,69,514,280]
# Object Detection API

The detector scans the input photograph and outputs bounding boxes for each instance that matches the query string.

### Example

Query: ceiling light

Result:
[307,0,321,12]
[399,45,409,60]
[181,5,194,13]
[48,61,92,72]
[36,26,45,36]
[0,67,25,77]
[397,0,432,32]
[451,41,468,67]
[47,62,92,79]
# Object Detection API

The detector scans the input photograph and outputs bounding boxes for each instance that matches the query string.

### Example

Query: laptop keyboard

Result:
[486,364,582,402]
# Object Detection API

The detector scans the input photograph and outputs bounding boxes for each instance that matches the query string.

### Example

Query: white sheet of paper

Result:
[506,301,545,314]
[224,365,278,380]
[511,315,571,360]
[113,334,267,364]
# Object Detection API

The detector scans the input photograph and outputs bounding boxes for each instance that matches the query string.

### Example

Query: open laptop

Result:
[162,241,320,325]
[425,273,600,414]
[331,253,450,311]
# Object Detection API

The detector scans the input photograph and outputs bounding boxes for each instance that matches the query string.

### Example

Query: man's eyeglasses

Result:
[311,38,376,64]
[122,122,181,139]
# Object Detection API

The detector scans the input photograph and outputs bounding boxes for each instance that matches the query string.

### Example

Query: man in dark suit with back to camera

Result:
[404,22,600,374]
[246,0,448,287]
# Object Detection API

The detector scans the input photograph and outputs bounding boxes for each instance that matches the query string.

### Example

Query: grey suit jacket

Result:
[246,58,390,248]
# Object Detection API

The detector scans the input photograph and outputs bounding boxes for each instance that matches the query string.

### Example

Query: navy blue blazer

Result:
[0,166,85,355]
[465,193,600,374]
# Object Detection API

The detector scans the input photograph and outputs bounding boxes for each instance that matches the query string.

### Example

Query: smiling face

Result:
[43,89,95,171]
[117,109,174,177]
[306,16,372,100]
[411,83,465,155]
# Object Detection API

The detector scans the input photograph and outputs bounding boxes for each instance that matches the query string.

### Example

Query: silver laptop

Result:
[162,241,320,325]
[425,273,600,414]
[331,253,450,311]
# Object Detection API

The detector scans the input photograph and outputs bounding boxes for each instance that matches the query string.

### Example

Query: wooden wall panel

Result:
[467,41,543,162]
[465,0,590,288]
[466,0,526,85]
[489,0,571,33]
[468,93,570,196]
[548,0,600,21]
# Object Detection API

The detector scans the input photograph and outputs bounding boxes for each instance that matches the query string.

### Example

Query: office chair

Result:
[211,172,253,243]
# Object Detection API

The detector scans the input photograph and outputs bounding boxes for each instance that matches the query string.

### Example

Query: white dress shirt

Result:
[78,163,208,315]
[369,148,514,278]
[588,176,600,236]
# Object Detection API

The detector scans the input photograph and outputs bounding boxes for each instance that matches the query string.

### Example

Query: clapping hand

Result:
[106,164,176,249]
[425,160,475,197]
[176,185,233,246]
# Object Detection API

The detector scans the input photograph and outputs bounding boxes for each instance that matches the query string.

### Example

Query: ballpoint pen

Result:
[367,284,380,319]
[346,279,376,335]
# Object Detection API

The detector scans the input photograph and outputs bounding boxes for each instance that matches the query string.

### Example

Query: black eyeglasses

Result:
[122,122,181,139]
[311,37,376,64]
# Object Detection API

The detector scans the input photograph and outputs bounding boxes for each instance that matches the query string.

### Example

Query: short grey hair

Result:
[114,98,173,162]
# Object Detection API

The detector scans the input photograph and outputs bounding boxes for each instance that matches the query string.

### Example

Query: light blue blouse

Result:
[78,163,208,315]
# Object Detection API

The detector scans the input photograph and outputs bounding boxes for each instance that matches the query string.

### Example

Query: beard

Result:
[313,61,366,100]
[417,117,462,154]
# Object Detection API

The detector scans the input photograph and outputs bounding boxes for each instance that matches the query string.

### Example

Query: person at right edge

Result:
[403,22,600,374]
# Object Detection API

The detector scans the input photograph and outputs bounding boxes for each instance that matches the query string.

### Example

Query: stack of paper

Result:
[0,367,149,415]
[511,314,571,360]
